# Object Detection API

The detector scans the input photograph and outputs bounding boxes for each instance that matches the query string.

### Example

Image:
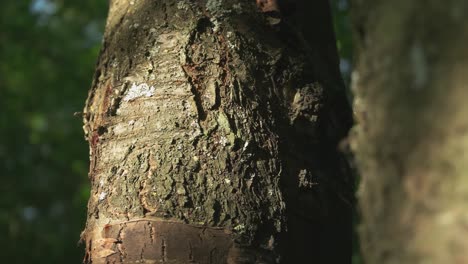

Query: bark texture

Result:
[82,0,352,263]
[351,0,468,263]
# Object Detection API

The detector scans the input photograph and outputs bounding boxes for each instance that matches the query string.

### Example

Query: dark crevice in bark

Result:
[187,75,207,121]
[148,221,154,244]
[161,237,167,262]
[188,240,194,261]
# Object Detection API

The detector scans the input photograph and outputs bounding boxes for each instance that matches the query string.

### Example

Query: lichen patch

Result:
[123,82,156,102]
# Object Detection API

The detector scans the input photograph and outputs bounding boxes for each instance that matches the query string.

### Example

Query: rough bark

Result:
[351,0,468,263]
[82,0,352,263]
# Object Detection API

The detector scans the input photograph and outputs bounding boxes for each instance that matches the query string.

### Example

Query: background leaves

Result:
[0,0,106,262]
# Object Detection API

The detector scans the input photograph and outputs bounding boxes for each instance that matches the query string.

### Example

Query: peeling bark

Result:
[82,0,352,263]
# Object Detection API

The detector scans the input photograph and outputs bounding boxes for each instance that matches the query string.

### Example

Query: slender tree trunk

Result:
[351,0,468,263]
[82,0,353,263]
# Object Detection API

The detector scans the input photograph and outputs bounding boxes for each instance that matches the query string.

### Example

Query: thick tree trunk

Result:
[82,0,352,263]
[351,0,468,263]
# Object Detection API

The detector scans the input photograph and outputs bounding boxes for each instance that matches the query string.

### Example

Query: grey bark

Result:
[351,0,468,263]
[82,0,352,263]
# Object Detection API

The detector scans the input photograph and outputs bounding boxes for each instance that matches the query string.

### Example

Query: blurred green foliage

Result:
[330,1,363,264]
[0,0,107,262]
[0,0,355,263]
[331,0,353,87]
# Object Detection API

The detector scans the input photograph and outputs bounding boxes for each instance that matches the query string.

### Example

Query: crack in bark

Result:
[161,237,167,262]
[148,221,154,244]
[162,2,168,27]
[186,69,208,122]
[117,225,126,263]
[188,240,194,261]
[181,17,215,128]
[139,180,151,215]
[107,82,128,116]
[140,225,146,262]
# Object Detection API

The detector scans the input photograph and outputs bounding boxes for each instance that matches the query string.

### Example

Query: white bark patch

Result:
[123,82,156,102]
[98,192,107,201]
[219,136,228,147]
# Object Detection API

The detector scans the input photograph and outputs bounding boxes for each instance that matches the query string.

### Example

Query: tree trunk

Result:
[351,0,468,263]
[82,0,353,263]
